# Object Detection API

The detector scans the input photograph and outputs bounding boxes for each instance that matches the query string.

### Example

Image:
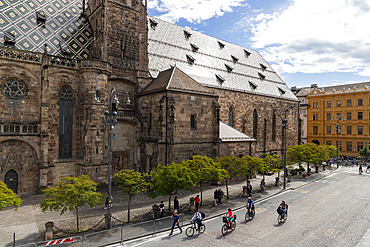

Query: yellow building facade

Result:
[307,83,370,157]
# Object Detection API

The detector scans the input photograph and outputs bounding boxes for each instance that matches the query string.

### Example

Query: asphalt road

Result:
[118,167,370,247]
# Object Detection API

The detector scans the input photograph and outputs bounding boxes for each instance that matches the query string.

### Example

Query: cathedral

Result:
[0,0,299,194]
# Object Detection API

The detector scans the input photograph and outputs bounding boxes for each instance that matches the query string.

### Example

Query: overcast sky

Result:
[147,0,370,88]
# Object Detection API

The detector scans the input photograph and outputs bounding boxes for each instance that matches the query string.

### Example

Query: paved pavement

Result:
[118,166,370,247]
[0,164,335,247]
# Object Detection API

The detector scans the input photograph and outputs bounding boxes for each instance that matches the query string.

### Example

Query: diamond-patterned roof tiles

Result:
[0,0,92,59]
[148,16,298,101]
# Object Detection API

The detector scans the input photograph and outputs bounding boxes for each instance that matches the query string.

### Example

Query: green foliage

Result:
[215,156,243,198]
[241,155,264,178]
[359,141,370,158]
[287,144,305,165]
[40,175,104,231]
[114,169,149,221]
[149,162,195,211]
[0,181,22,211]
[323,145,337,158]
[184,155,229,205]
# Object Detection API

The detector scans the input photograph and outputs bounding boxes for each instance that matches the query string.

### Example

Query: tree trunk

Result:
[168,192,172,213]
[225,179,229,199]
[200,182,203,206]
[128,195,132,222]
[76,207,79,231]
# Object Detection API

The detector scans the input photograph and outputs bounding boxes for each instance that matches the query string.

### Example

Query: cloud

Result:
[246,0,370,76]
[147,0,245,23]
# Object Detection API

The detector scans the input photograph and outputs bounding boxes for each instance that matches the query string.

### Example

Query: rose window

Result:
[2,79,26,100]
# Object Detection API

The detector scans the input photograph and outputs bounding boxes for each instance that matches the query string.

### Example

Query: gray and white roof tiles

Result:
[148,16,298,102]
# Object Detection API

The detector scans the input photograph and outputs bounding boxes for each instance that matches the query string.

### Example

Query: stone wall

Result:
[212,88,299,157]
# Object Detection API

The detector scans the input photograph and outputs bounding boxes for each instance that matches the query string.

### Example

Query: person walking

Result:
[246,181,252,197]
[217,189,222,204]
[214,189,218,206]
[194,195,200,211]
[169,211,182,235]
[174,196,179,213]
[159,201,165,218]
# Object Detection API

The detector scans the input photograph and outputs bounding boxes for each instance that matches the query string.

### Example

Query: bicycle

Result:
[277,206,288,224]
[221,215,236,235]
[186,220,205,237]
[245,206,255,222]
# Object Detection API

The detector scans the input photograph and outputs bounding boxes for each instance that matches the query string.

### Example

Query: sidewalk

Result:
[0,165,335,247]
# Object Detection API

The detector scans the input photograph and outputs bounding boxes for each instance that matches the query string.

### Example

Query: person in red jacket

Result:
[194,195,200,211]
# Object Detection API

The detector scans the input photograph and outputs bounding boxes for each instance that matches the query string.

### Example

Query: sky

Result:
[147,0,370,88]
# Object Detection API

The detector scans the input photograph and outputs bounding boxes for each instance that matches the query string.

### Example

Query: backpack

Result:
[201,212,205,219]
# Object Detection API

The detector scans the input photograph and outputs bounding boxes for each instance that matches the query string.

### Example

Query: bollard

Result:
[288,174,292,182]
[315,166,319,173]
[45,221,54,240]
[275,177,279,186]
[190,197,195,210]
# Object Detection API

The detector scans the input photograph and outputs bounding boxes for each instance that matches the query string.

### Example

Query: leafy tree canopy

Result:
[0,181,22,211]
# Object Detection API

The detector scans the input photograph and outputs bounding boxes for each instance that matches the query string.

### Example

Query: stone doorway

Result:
[5,169,18,193]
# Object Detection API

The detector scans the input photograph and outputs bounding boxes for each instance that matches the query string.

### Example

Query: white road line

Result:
[317,200,327,206]
[333,192,340,197]
[259,228,278,239]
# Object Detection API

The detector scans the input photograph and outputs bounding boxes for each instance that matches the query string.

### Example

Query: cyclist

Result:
[277,200,287,215]
[225,208,235,229]
[245,197,255,216]
[190,210,202,231]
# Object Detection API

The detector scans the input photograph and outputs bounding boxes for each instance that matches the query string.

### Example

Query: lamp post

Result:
[275,106,297,190]
[331,115,345,168]
[93,87,130,229]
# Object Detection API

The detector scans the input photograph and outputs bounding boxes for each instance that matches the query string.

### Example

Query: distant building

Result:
[306,82,370,156]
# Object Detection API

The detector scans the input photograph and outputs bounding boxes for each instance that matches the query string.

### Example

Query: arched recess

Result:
[228,106,234,127]
[0,139,39,194]
[253,109,258,139]
[312,140,320,145]
[5,169,18,193]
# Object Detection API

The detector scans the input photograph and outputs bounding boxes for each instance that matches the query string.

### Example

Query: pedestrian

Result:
[194,195,200,211]
[174,196,179,213]
[246,181,252,197]
[260,179,266,191]
[104,191,113,209]
[214,189,218,206]
[169,211,182,235]
[217,189,222,204]
[159,201,165,217]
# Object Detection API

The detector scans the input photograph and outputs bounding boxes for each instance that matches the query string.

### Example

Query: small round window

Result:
[2,79,27,100]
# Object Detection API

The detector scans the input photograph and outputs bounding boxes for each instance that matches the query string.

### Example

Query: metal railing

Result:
[18,216,183,247]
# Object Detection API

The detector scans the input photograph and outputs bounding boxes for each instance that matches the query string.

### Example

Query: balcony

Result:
[116,110,136,122]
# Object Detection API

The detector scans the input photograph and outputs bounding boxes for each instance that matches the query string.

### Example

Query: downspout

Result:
[165,91,168,165]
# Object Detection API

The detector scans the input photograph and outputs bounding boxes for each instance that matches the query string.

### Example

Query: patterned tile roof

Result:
[0,0,92,59]
[148,16,298,101]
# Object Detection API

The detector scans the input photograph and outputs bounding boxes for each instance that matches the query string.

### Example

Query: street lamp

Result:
[331,115,345,168]
[275,106,297,190]
[93,87,130,229]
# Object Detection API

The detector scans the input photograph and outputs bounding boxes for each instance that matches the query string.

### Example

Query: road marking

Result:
[293,189,309,194]
[360,198,370,201]
[255,208,267,214]
[259,228,278,239]
[317,200,327,206]
[333,192,340,196]
[203,231,218,238]
[292,212,305,219]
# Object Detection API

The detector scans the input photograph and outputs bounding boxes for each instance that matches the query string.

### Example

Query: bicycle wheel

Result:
[284,212,288,221]
[199,224,206,234]
[221,224,228,236]
[278,214,283,224]
[231,221,236,231]
[245,211,253,222]
[186,227,194,237]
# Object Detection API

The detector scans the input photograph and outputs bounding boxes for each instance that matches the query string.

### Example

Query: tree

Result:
[240,155,264,180]
[149,162,195,212]
[0,181,22,211]
[40,175,104,231]
[263,153,283,182]
[114,169,149,222]
[323,145,337,159]
[287,144,305,169]
[359,141,370,161]
[215,156,243,199]
[184,155,229,206]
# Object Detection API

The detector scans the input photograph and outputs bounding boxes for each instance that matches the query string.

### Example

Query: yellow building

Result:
[307,83,370,157]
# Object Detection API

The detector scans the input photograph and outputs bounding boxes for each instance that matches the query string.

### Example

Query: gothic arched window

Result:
[253,109,258,138]
[59,86,73,159]
[228,106,234,127]
[272,110,276,142]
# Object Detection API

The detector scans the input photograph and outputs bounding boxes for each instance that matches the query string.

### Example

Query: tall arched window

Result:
[253,109,258,138]
[228,106,234,127]
[272,110,276,142]
[59,86,73,159]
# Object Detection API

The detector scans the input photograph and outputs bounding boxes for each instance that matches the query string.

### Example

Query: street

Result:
[118,167,370,247]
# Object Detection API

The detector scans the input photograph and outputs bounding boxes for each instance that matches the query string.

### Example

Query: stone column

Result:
[45,221,54,240]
